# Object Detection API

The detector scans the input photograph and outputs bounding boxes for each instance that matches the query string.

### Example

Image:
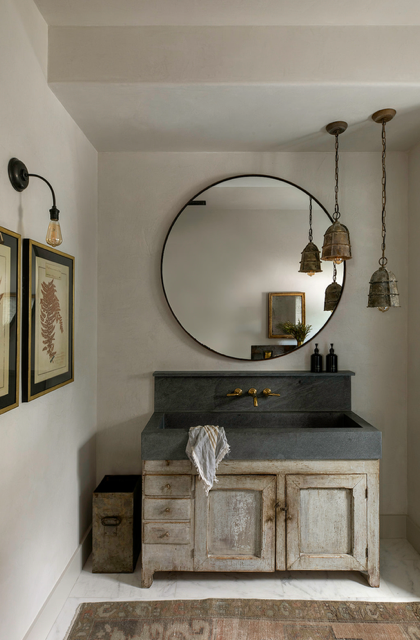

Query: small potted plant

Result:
[278,321,312,347]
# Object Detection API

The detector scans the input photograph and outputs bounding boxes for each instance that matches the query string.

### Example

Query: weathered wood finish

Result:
[367,467,380,587]
[141,472,195,587]
[143,459,378,475]
[144,522,191,545]
[144,474,192,496]
[194,475,276,572]
[143,498,191,521]
[286,474,367,572]
[141,460,380,588]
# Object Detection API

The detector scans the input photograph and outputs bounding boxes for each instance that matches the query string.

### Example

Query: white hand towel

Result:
[186,425,230,495]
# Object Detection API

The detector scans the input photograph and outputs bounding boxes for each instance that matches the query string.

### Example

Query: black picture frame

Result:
[22,239,74,402]
[0,226,21,415]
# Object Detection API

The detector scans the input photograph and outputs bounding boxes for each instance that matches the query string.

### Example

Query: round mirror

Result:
[162,175,345,360]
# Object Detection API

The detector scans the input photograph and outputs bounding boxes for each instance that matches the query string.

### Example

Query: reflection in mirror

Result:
[268,293,305,339]
[162,176,344,360]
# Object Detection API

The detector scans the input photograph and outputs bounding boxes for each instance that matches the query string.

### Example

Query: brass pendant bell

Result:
[321,221,352,263]
[367,267,400,311]
[299,241,322,276]
[324,281,342,311]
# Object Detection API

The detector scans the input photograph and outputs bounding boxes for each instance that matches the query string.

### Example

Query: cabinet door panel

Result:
[208,489,262,556]
[286,474,367,572]
[194,475,276,572]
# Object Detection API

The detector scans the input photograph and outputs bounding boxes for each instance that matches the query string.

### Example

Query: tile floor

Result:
[47,539,420,640]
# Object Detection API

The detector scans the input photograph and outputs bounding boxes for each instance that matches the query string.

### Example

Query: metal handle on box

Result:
[101,516,122,527]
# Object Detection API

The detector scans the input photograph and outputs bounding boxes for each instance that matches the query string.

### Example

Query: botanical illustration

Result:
[0,246,11,398]
[40,279,64,363]
[34,257,69,384]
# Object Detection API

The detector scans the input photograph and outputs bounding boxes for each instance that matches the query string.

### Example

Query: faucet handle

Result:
[263,388,281,397]
[227,388,243,397]
[248,388,258,407]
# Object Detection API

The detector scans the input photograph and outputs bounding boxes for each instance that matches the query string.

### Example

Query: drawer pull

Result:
[159,531,170,538]
[165,484,171,489]
[101,516,122,527]
[165,507,171,513]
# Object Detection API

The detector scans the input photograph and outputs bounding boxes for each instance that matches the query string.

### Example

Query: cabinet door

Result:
[286,474,367,572]
[194,475,276,572]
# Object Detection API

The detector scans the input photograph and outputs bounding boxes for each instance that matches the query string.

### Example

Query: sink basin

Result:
[141,410,382,461]
[161,411,364,430]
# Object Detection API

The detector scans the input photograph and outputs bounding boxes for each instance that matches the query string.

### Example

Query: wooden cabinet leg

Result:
[367,569,380,588]
[141,566,154,588]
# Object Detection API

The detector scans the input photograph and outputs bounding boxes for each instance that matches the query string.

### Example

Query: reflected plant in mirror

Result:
[161,175,345,360]
[278,321,312,347]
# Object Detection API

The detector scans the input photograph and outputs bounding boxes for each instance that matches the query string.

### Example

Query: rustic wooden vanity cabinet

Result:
[141,458,380,588]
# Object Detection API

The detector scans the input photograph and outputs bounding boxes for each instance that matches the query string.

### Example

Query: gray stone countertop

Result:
[154,371,355,377]
[141,410,382,461]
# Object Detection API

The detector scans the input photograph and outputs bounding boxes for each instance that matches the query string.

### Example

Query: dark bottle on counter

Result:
[311,343,322,372]
[326,344,338,372]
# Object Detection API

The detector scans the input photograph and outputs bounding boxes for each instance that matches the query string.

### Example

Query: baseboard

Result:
[23,527,92,640]
[380,514,407,539]
[407,516,420,554]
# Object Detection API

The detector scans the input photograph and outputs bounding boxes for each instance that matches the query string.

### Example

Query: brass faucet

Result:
[248,388,258,407]
[262,388,281,397]
[226,388,243,397]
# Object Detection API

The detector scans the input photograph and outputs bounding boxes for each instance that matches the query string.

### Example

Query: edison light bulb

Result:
[307,271,315,276]
[378,307,389,313]
[46,206,63,247]
[46,219,63,247]
[333,258,343,265]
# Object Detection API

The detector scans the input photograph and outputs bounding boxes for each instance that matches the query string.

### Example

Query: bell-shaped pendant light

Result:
[324,263,342,311]
[368,109,400,312]
[299,197,322,276]
[322,121,352,264]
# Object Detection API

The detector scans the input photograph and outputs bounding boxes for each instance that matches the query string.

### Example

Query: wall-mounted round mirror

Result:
[162,175,345,360]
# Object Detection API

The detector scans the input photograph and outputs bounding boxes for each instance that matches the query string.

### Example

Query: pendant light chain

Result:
[333,262,337,283]
[308,197,313,242]
[333,133,340,222]
[379,120,388,267]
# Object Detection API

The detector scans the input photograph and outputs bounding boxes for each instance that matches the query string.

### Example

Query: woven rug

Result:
[66,599,420,639]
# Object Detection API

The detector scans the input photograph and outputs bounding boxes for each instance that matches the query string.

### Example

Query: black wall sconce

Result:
[8,158,63,247]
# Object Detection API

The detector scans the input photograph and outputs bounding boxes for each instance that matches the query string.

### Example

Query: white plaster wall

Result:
[408,143,420,530]
[98,151,408,519]
[0,1,97,639]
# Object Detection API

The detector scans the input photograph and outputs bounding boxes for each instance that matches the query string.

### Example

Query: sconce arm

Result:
[27,173,57,209]
[8,158,58,211]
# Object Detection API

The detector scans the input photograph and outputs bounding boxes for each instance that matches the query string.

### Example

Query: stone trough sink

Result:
[141,371,382,461]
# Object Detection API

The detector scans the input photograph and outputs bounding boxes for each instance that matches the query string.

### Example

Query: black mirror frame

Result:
[161,173,346,361]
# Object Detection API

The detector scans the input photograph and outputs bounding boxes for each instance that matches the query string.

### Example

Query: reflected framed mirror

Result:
[268,292,305,339]
[161,175,345,361]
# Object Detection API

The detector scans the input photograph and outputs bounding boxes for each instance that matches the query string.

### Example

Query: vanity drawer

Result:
[144,522,191,545]
[144,498,191,521]
[144,475,192,497]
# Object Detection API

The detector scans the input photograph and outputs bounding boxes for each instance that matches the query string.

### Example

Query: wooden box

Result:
[92,475,141,573]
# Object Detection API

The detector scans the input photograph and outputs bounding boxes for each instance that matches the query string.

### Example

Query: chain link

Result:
[308,197,313,242]
[379,120,388,267]
[333,262,337,283]
[333,133,340,222]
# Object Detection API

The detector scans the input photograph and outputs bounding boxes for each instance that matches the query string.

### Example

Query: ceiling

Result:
[33,0,420,26]
[34,1,420,153]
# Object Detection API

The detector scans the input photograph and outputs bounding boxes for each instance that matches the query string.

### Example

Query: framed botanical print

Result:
[0,226,21,415]
[268,292,306,339]
[23,240,74,402]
